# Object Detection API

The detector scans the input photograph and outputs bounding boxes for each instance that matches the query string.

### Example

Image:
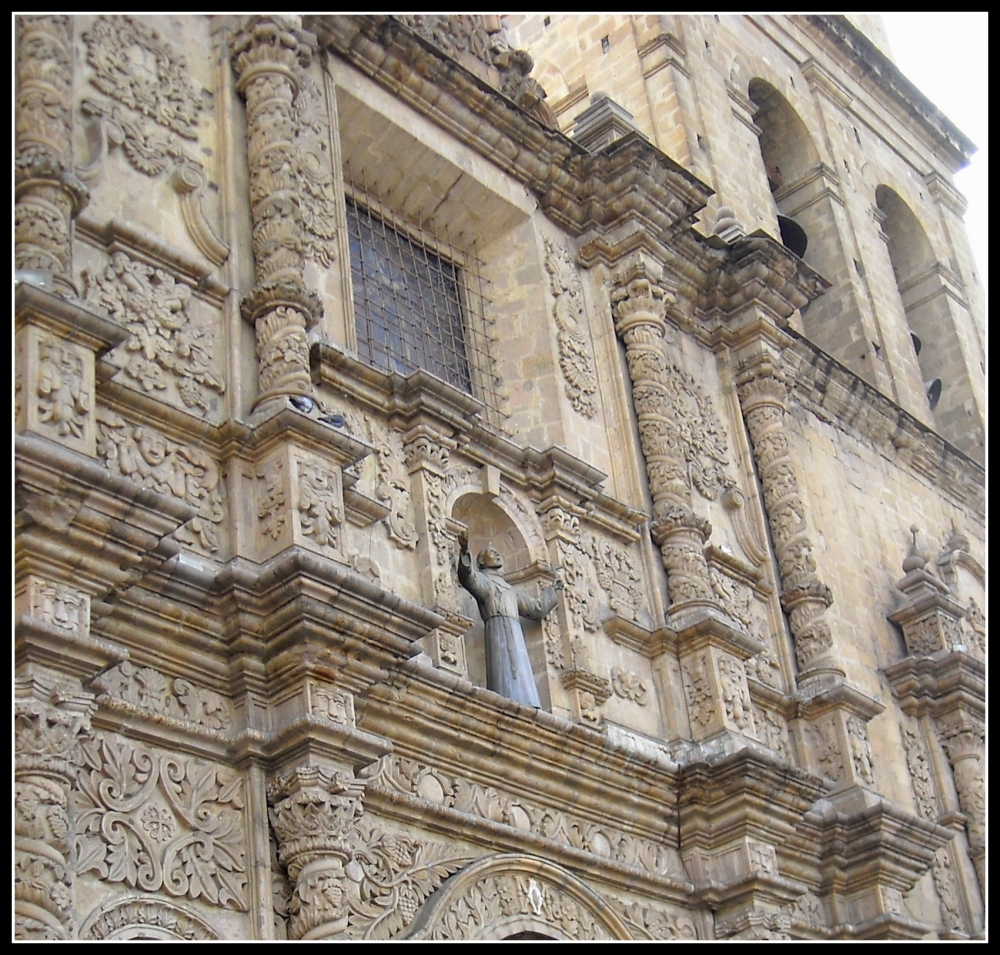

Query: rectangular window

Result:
[347,198,473,394]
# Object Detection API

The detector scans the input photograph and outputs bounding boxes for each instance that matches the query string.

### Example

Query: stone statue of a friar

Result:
[457,531,563,707]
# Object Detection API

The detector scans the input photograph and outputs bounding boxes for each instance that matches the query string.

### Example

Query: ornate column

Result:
[15,690,94,940]
[267,768,364,940]
[939,722,985,894]
[735,351,842,687]
[15,15,88,296]
[611,262,714,612]
[231,16,322,409]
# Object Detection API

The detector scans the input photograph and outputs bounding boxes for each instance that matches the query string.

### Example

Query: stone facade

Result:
[15,15,984,940]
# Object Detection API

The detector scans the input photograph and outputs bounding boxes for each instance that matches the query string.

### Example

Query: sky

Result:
[879,13,988,296]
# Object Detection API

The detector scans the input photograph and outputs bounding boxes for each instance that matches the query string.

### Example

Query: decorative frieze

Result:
[96,408,224,553]
[75,733,248,911]
[16,16,88,296]
[92,661,234,735]
[543,238,599,418]
[610,667,648,706]
[735,352,840,685]
[612,901,697,940]
[83,250,225,416]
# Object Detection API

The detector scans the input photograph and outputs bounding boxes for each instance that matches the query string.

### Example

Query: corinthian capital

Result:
[231,16,314,91]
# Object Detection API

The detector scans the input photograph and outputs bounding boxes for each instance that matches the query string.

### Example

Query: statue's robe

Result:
[458,552,557,707]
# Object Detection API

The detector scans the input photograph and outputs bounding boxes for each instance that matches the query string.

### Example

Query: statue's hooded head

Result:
[477,545,503,571]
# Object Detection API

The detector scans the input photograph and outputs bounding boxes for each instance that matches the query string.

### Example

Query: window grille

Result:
[345,172,502,427]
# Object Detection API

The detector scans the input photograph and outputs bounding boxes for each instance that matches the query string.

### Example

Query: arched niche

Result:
[450,482,553,710]
[875,184,946,413]
[407,853,634,940]
[80,896,220,940]
[748,79,867,375]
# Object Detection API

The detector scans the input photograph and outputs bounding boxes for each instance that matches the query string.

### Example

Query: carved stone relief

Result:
[611,264,716,609]
[96,408,225,553]
[752,703,790,760]
[20,576,91,635]
[736,356,838,683]
[231,16,323,407]
[31,333,92,449]
[311,685,355,726]
[372,754,682,880]
[80,897,220,940]
[15,694,92,940]
[718,656,754,734]
[541,613,565,669]
[296,456,343,552]
[74,733,248,911]
[902,724,937,819]
[83,16,203,140]
[16,16,88,295]
[92,661,234,735]
[931,847,965,935]
[681,653,715,730]
[581,531,644,623]
[810,719,846,783]
[845,716,876,787]
[427,870,612,939]
[256,457,288,542]
[543,238,598,418]
[612,901,698,940]
[83,250,226,416]
[610,667,648,706]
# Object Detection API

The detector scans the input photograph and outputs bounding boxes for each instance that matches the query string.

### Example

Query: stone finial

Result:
[901,525,927,573]
[713,206,747,243]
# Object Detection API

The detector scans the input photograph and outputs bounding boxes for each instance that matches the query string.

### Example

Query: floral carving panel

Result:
[83,16,203,140]
[74,734,248,911]
[96,408,224,553]
[84,251,225,417]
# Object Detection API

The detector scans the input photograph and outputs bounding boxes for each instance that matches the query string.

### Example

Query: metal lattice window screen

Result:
[345,175,502,428]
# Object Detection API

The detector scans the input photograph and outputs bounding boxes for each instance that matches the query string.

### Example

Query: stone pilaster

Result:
[266,767,364,940]
[15,16,88,297]
[231,16,322,409]
[735,351,842,688]
[611,262,714,613]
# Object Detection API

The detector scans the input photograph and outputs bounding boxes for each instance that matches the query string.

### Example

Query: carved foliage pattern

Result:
[84,251,225,415]
[753,704,790,759]
[36,336,90,439]
[431,872,610,940]
[810,720,845,783]
[83,16,202,140]
[16,16,73,167]
[543,239,598,418]
[257,457,287,541]
[613,901,697,940]
[74,734,248,911]
[718,656,754,733]
[363,416,418,550]
[15,697,89,940]
[92,661,233,734]
[610,667,648,706]
[96,408,224,552]
[902,724,937,819]
[297,457,342,550]
[737,368,833,672]
[82,898,219,940]
[931,848,964,934]
[375,755,680,879]
[682,653,714,728]
[846,717,875,786]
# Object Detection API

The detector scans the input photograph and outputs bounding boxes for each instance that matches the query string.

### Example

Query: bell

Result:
[925,378,942,411]
[910,331,922,355]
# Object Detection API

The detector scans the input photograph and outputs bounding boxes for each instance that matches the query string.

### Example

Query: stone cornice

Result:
[307,15,712,249]
[782,335,985,515]
[361,657,687,848]
[882,652,986,721]
[312,342,646,542]
[804,16,976,171]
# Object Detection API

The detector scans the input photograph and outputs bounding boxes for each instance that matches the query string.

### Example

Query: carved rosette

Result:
[15,696,92,940]
[266,768,363,940]
[611,266,713,610]
[231,17,322,406]
[15,16,88,295]
[735,355,840,684]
